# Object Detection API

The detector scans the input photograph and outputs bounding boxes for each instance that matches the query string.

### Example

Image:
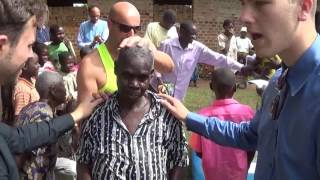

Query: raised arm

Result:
[119,36,174,73]
[77,53,99,104]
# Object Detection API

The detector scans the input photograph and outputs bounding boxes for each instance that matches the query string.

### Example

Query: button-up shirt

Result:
[77,19,109,48]
[77,91,189,180]
[190,99,254,180]
[36,26,50,44]
[160,38,243,101]
[186,35,320,180]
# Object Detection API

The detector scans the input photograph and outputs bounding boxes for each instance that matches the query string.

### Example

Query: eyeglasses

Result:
[110,19,141,33]
[271,67,288,120]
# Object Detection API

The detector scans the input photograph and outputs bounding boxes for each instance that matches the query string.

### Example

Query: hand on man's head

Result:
[119,36,156,53]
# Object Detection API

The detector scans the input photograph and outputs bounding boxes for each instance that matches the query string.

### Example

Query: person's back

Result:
[190,68,254,180]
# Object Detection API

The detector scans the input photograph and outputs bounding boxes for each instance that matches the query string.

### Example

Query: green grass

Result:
[184,80,259,112]
[182,79,259,179]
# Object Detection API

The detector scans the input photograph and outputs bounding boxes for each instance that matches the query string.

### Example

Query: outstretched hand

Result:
[158,94,189,122]
[70,92,108,123]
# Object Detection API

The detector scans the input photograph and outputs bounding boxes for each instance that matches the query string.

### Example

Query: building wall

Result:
[48,0,243,55]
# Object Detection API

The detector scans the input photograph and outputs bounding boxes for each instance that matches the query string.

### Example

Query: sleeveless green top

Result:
[97,43,117,93]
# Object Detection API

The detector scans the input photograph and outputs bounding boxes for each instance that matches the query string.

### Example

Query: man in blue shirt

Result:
[160,0,320,179]
[77,5,109,49]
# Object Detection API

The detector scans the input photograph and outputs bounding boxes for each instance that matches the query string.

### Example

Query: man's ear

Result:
[0,35,9,52]
[297,0,314,21]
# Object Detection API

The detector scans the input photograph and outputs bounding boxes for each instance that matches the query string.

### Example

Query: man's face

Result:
[224,23,234,35]
[116,58,153,101]
[109,15,140,47]
[180,25,197,44]
[89,7,101,24]
[0,16,36,85]
[239,0,299,58]
[25,53,40,77]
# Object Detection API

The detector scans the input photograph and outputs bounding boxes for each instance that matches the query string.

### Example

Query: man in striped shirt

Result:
[77,45,189,180]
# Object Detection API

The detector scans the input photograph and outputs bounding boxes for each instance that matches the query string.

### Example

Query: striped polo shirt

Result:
[77,91,189,179]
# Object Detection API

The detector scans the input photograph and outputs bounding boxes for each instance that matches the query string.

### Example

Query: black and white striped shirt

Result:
[77,91,189,180]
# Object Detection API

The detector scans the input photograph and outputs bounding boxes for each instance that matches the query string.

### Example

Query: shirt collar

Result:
[171,38,194,50]
[287,34,320,96]
[212,98,239,106]
[110,91,161,124]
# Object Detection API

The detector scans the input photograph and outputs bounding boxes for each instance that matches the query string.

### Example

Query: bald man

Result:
[77,1,174,104]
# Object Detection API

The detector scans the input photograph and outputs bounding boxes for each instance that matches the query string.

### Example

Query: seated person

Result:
[77,45,189,179]
[189,68,255,180]
[16,71,67,180]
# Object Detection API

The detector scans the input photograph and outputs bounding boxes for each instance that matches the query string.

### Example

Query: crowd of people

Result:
[0,0,319,180]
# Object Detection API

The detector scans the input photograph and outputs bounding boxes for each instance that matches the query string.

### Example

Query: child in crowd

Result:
[190,68,255,180]
[58,52,78,102]
[13,53,40,118]
[16,72,71,180]
[33,42,55,73]
[48,25,76,69]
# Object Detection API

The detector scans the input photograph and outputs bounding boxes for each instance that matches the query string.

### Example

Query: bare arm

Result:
[77,163,92,180]
[119,36,175,73]
[77,55,99,104]
[153,50,174,73]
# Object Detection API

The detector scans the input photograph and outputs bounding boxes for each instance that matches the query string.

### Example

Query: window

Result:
[154,0,192,5]
[47,0,87,7]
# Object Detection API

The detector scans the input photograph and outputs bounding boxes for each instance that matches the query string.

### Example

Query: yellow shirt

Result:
[144,22,178,48]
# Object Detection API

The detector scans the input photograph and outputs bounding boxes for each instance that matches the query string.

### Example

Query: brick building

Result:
[47,0,243,54]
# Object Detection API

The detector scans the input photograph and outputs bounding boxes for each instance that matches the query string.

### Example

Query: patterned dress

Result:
[17,101,56,180]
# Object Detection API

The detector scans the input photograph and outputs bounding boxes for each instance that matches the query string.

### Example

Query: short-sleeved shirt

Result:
[17,101,56,180]
[236,36,253,54]
[77,91,189,180]
[218,33,238,61]
[190,99,254,180]
[13,78,40,115]
[144,22,178,48]
[48,42,69,68]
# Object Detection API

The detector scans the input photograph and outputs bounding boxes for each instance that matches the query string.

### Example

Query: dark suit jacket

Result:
[0,114,74,180]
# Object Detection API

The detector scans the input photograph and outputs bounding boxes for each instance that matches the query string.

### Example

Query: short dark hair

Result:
[180,21,194,32]
[32,42,47,55]
[49,24,61,35]
[58,51,72,65]
[80,46,93,59]
[117,46,154,70]
[211,68,236,96]
[0,0,41,46]
[162,9,176,24]
[223,19,233,28]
